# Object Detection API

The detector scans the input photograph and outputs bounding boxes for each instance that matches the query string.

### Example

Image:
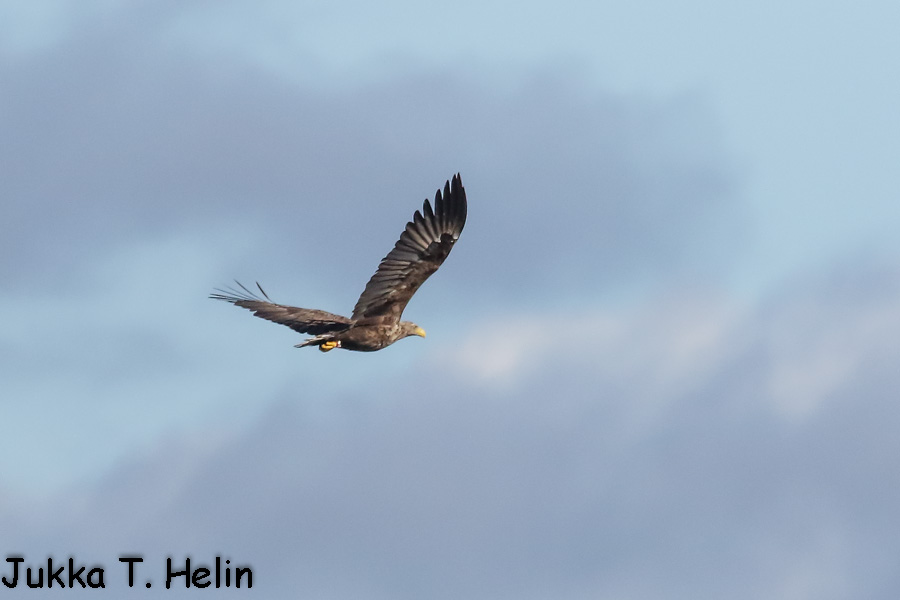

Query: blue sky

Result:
[2,1,899,598]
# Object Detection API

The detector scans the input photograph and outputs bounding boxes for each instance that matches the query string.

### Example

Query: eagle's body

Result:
[211,174,467,352]
[299,321,425,352]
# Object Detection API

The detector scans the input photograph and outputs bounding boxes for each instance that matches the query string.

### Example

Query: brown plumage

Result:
[211,174,467,352]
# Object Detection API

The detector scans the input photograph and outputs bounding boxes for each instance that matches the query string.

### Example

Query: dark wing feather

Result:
[210,281,351,335]
[351,173,467,323]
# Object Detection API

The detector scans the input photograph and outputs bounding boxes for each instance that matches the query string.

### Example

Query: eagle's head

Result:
[399,321,427,339]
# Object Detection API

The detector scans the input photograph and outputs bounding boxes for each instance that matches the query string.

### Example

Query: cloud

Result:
[441,291,740,399]
[10,4,896,599]
[0,2,900,599]
[1,2,743,302]
[4,261,899,599]
[760,263,900,420]
[0,0,746,499]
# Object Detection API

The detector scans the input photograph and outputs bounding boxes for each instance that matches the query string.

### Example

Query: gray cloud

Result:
[11,5,886,600]
[0,0,745,499]
[0,2,749,496]
[1,2,743,305]
[4,261,898,599]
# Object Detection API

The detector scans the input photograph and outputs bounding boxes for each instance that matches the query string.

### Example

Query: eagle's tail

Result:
[295,333,339,351]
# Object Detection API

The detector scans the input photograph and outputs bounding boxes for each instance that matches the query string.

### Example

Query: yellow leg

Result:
[319,340,339,352]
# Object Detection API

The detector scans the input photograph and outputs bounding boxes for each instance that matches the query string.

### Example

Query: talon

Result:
[319,341,339,352]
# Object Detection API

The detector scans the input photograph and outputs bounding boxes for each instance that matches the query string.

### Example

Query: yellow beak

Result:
[415,327,426,338]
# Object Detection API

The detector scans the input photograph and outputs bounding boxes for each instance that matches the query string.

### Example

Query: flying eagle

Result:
[211,174,467,352]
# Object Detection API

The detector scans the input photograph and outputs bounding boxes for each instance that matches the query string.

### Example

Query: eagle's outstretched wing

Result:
[211,281,351,335]
[351,173,467,323]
